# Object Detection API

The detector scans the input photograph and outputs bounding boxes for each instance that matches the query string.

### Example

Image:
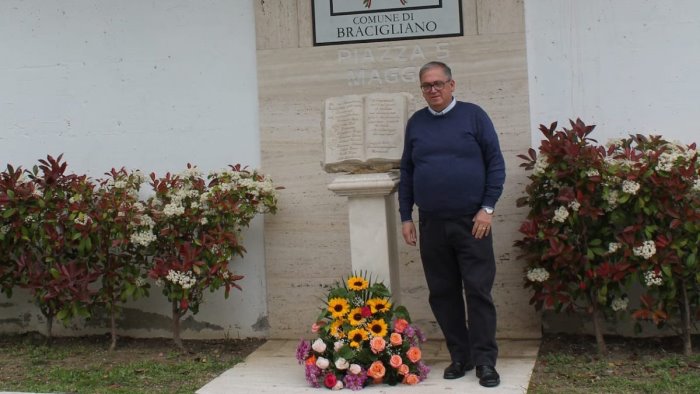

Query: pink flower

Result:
[407,347,422,363]
[370,336,386,354]
[361,306,372,317]
[367,361,386,379]
[348,364,362,375]
[312,338,327,353]
[389,354,403,368]
[390,332,403,346]
[404,373,420,385]
[394,318,409,334]
[398,364,410,376]
[311,323,320,333]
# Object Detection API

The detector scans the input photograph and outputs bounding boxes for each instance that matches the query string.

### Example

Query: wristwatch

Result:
[482,206,494,215]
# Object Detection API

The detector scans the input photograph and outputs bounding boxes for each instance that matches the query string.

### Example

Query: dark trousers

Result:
[419,215,498,367]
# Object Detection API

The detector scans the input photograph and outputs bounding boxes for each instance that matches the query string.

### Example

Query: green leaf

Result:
[686,253,697,269]
[588,238,602,246]
[49,268,61,279]
[2,208,16,218]
[662,265,672,278]
[56,309,69,321]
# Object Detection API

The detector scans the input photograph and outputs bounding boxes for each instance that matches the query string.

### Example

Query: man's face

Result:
[420,67,455,112]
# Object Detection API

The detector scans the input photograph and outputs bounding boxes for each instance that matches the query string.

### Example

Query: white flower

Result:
[190,201,200,209]
[552,206,569,223]
[24,215,35,223]
[155,278,164,287]
[68,194,83,203]
[527,268,550,283]
[74,213,91,226]
[656,151,682,172]
[312,338,327,353]
[113,180,127,189]
[131,169,147,184]
[605,190,619,209]
[165,269,196,289]
[611,297,629,311]
[180,166,202,179]
[130,230,156,247]
[32,188,43,198]
[644,270,663,287]
[117,211,125,217]
[133,202,146,212]
[608,242,622,253]
[200,217,208,225]
[568,200,581,212]
[692,179,700,193]
[334,341,344,352]
[332,381,343,390]
[163,203,185,217]
[134,277,146,287]
[622,180,640,195]
[348,364,362,375]
[532,154,549,176]
[0,225,10,236]
[605,138,624,148]
[137,214,155,228]
[334,357,349,370]
[633,240,656,260]
[316,357,330,370]
[586,169,600,177]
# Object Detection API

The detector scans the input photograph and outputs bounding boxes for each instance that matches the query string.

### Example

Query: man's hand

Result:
[402,221,417,246]
[472,209,493,239]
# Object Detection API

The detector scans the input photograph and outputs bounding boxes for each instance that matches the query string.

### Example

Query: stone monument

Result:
[324,93,413,302]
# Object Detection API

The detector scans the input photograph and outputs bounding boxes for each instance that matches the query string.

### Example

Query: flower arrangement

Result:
[296,274,430,390]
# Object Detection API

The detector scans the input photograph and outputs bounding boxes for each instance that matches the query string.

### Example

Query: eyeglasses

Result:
[420,79,451,93]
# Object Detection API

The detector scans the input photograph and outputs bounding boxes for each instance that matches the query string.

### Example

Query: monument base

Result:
[328,171,401,303]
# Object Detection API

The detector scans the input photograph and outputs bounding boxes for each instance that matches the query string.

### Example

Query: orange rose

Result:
[393,318,409,333]
[390,332,403,346]
[389,354,403,368]
[367,360,386,379]
[404,373,420,385]
[406,347,421,363]
[305,354,317,365]
[398,364,410,376]
[369,336,386,354]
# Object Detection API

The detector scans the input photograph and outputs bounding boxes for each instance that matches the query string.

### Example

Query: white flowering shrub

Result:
[146,164,279,349]
[517,121,700,354]
[0,157,280,349]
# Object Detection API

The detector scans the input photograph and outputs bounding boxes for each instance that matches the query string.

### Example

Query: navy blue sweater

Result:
[398,101,506,222]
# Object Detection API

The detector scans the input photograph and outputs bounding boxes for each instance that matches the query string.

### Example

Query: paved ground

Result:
[197,339,540,394]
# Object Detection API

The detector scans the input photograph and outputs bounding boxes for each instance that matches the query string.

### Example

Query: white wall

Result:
[0,1,268,338]
[525,0,700,146]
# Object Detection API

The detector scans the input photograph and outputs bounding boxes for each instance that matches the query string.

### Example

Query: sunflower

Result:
[328,297,350,319]
[347,275,369,291]
[367,318,389,338]
[329,319,345,339]
[367,297,392,314]
[348,307,366,326]
[348,328,369,348]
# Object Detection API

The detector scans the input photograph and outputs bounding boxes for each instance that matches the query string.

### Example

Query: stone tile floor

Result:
[197,339,539,393]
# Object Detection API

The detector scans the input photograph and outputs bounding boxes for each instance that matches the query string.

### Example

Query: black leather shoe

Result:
[443,361,474,379]
[476,365,500,387]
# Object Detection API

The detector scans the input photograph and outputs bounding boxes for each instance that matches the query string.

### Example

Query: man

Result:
[398,61,505,388]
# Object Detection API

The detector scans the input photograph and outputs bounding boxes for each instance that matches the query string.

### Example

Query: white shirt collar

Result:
[428,97,456,116]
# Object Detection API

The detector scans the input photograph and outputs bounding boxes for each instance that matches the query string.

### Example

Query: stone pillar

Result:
[328,171,401,303]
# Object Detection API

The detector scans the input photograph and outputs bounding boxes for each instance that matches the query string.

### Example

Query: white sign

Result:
[313,0,463,46]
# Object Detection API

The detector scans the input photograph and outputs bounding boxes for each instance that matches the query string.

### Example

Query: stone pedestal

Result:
[328,171,401,303]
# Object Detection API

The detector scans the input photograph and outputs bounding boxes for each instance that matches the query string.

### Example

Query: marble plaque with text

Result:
[322,92,412,173]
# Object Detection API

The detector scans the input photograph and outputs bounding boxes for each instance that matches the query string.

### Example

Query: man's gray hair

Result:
[419,61,452,80]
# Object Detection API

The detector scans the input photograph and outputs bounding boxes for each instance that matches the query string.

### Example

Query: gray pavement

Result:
[197,339,539,393]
